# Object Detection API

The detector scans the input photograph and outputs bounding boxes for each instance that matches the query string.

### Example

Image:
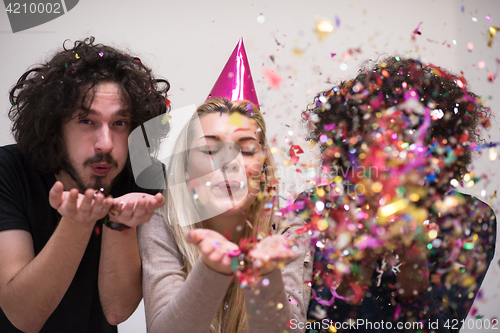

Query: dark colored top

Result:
[0,144,156,333]
[298,187,497,333]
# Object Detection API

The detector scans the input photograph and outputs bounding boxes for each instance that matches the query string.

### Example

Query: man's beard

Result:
[61,151,119,195]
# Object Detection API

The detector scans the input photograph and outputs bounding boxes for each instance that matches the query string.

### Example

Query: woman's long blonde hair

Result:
[162,97,279,333]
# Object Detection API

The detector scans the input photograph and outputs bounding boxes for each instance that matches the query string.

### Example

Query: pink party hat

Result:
[206,38,259,108]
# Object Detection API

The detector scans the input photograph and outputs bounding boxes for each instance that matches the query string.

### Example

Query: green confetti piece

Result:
[464,242,474,250]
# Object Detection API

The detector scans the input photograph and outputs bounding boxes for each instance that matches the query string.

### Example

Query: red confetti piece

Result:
[289,145,304,163]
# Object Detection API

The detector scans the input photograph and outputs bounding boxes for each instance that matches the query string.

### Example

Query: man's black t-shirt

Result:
[0,144,153,333]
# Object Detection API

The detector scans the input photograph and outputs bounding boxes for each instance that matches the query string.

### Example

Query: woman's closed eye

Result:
[201,149,219,155]
[240,142,262,156]
[241,150,258,156]
[199,145,221,155]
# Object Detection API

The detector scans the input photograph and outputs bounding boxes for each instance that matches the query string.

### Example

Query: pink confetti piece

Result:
[413,21,423,35]
[262,68,282,89]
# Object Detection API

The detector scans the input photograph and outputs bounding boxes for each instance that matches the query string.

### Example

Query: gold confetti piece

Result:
[315,17,334,40]
[329,324,338,332]
[490,191,497,206]
[488,26,500,47]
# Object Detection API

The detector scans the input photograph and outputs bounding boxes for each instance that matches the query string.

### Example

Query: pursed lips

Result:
[215,180,244,191]
[91,163,113,176]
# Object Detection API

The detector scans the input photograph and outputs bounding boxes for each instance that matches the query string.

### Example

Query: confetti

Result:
[413,21,423,36]
[161,114,171,124]
[488,26,499,47]
[263,68,282,89]
[315,17,334,40]
[290,57,496,321]
[228,112,243,126]
[289,145,304,163]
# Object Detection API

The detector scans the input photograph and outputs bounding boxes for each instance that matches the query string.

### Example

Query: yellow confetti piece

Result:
[432,68,442,77]
[371,181,383,193]
[428,229,438,239]
[378,198,409,217]
[75,53,80,59]
[161,114,171,124]
[317,219,329,230]
[409,193,420,202]
[228,112,243,126]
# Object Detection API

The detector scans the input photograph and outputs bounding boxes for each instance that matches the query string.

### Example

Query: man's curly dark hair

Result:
[304,57,492,186]
[8,36,170,174]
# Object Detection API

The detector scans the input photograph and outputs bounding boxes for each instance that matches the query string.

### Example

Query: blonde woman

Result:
[137,98,312,333]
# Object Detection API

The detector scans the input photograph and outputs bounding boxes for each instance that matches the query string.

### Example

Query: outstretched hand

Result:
[108,192,165,228]
[186,230,297,277]
[186,229,239,275]
[49,181,113,225]
[249,235,297,276]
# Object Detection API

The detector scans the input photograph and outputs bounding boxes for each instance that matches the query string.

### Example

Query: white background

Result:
[0,0,499,332]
